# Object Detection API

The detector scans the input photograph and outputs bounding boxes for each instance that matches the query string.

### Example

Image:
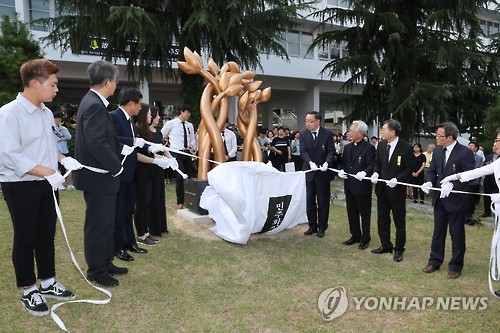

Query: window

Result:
[287,30,300,57]
[326,0,348,8]
[301,32,313,59]
[29,0,50,31]
[286,30,314,59]
[0,0,16,20]
[479,19,500,37]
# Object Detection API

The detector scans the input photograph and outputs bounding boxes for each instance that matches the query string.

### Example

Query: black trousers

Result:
[134,173,167,236]
[114,181,136,251]
[83,191,116,279]
[345,193,372,243]
[306,176,330,232]
[172,152,193,205]
[428,199,466,272]
[2,181,57,287]
[376,187,406,251]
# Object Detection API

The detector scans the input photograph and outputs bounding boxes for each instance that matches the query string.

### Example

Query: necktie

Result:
[129,118,135,137]
[442,147,447,169]
[387,143,391,162]
[312,131,317,140]
[182,121,188,149]
[222,132,228,155]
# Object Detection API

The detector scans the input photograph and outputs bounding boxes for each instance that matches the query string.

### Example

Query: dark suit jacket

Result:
[74,91,122,194]
[341,140,375,195]
[373,138,412,198]
[426,143,475,212]
[483,154,499,193]
[299,127,335,182]
[109,108,139,184]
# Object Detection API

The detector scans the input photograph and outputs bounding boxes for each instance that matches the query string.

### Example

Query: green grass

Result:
[0,180,499,332]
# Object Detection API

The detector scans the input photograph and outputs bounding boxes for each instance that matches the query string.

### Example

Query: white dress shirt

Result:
[161,117,196,151]
[0,93,58,182]
[222,128,237,158]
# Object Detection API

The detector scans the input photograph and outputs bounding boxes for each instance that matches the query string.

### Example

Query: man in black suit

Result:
[421,122,475,279]
[109,88,165,261]
[338,121,375,250]
[370,119,412,262]
[300,111,335,238]
[74,60,129,287]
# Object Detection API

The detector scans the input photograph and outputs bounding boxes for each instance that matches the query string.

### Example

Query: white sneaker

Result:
[66,185,75,190]
[58,185,66,190]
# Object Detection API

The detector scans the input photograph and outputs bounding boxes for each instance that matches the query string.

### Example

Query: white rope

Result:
[50,190,112,332]
[330,167,500,298]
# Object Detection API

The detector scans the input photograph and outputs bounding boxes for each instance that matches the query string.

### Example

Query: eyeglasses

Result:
[305,119,317,124]
[435,135,447,139]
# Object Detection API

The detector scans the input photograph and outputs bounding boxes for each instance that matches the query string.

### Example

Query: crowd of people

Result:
[1,58,498,319]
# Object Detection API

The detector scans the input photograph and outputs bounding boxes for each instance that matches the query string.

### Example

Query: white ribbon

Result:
[332,167,500,298]
[50,190,112,332]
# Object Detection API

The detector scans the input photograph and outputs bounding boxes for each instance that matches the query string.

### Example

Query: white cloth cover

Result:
[200,161,307,244]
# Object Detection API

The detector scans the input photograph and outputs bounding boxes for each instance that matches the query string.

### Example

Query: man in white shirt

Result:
[222,127,238,161]
[161,105,196,209]
[0,59,78,316]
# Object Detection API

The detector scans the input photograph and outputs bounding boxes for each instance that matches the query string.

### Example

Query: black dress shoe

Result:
[317,230,325,238]
[88,274,119,287]
[371,246,393,254]
[108,262,128,276]
[127,244,148,254]
[495,290,500,297]
[115,249,134,261]
[393,250,404,262]
[358,242,369,250]
[343,238,360,245]
[304,228,317,235]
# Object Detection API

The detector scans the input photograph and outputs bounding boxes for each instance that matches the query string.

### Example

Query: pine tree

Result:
[43,1,310,126]
[311,1,499,139]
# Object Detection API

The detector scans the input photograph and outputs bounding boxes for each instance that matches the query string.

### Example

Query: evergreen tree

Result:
[43,1,310,126]
[311,1,499,139]
[0,17,43,106]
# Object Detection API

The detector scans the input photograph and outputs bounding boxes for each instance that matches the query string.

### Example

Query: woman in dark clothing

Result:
[410,143,427,203]
[270,126,291,171]
[134,104,168,241]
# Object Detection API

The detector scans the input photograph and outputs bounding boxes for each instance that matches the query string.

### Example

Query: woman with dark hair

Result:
[410,143,426,203]
[134,104,169,244]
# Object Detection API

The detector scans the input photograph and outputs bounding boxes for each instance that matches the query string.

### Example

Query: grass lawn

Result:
[0,179,498,332]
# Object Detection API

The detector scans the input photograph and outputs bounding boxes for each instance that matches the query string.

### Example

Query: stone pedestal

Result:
[184,178,209,215]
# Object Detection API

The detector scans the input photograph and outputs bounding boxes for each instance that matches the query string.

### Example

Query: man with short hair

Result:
[421,122,475,279]
[300,111,335,238]
[161,105,196,209]
[371,119,412,262]
[0,59,77,316]
[338,121,376,250]
[74,60,128,287]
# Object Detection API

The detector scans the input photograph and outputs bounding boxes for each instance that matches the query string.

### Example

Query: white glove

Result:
[355,171,367,181]
[370,172,379,184]
[320,162,329,172]
[121,144,135,156]
[338,169,348,179]
[153,158,170,169]
[165,157,179,170]
[148,144,164,154]
[441,174,458,185]
[60,157,83,171]
[421,181,432,194]
[309,162,318,170]
[134,138,146,148]
[44,171,65,191]
[490,193,500,204]
[387,178,398,188]
[440,182,453,198]
[112,167,123,177]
